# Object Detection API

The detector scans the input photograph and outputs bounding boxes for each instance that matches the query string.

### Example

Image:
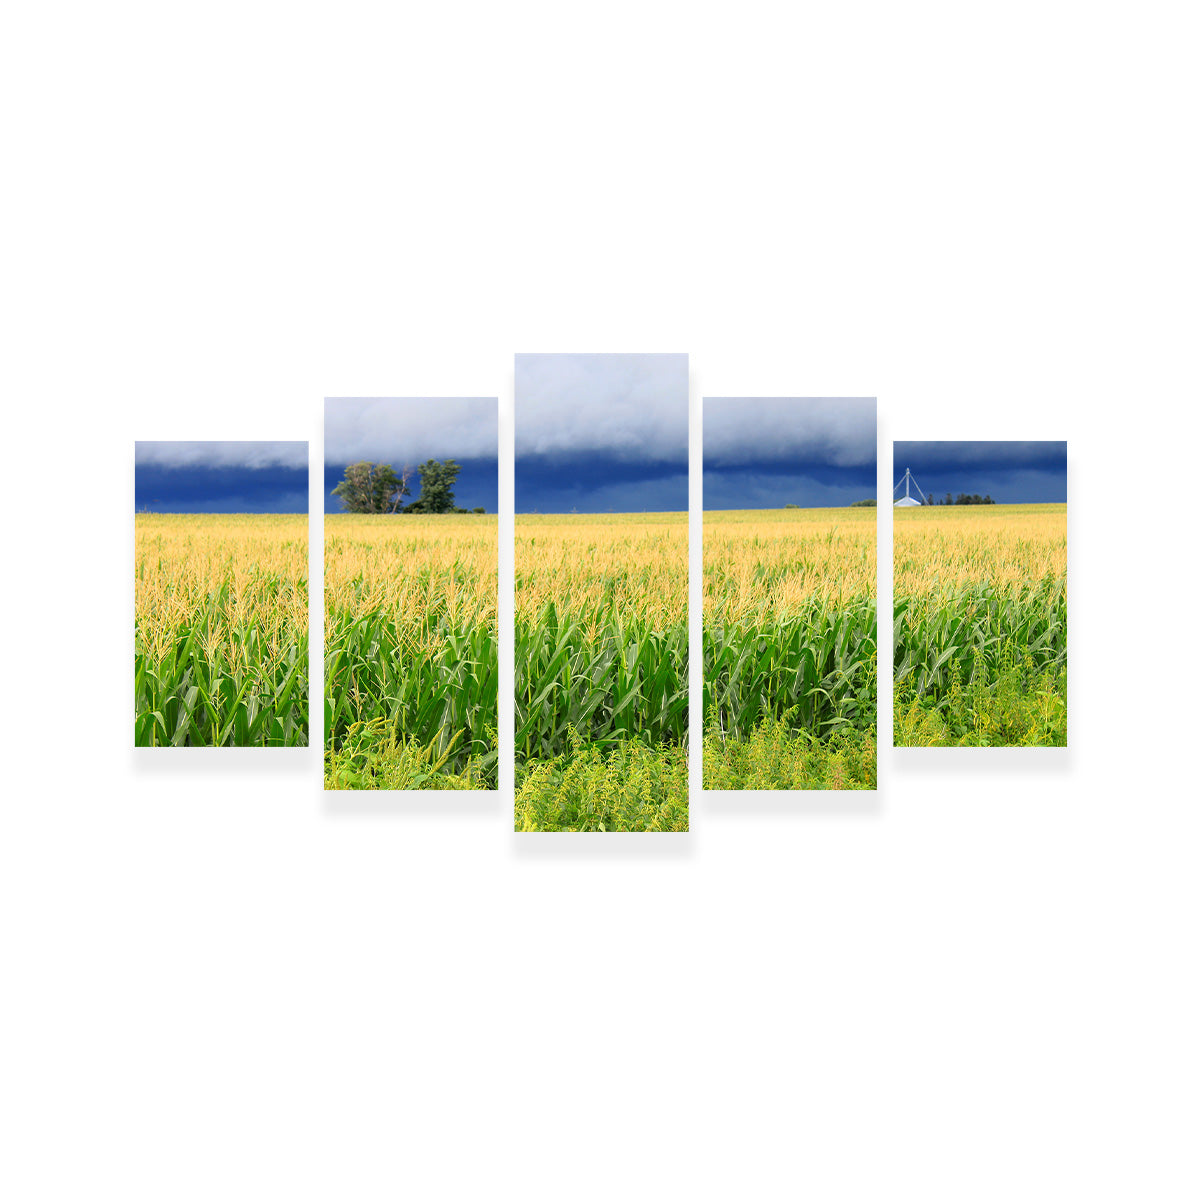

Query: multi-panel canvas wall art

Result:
[892,441,1067,747]
[324,398,499,788]
[703,398,878,789]
[514,353,689,831]
[134,440,310,747]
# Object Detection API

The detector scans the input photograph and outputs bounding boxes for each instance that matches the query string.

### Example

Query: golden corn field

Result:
[703,507,877,788]
[134,500,1063,766]
[893,503,1067,746]
[134,514,309,746]
[324,514,498,788]
[515,513,688,830]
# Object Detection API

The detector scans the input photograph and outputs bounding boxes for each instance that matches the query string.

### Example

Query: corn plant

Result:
[893,579,1066,701]
[702,508,877,787]
[893,504,1067,746]
[325,609,497,780]
[324,514,498,787]
[704,596,877,739]
[514,513,688,829]
[134,515,309,746]
[515,603,688,759]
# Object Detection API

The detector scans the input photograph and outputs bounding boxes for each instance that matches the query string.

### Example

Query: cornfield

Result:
[893,504,1067,746]
[515,513,688,830]
[134,514,309,746]
[324,514,498,787]
[703,508,877,788]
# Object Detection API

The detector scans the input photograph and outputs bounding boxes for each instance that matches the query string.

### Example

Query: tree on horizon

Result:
[332,458,469,514]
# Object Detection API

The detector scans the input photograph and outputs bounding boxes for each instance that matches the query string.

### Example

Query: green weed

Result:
[704,716,876,790]
[514,731,688,832]
[325,719,494,789]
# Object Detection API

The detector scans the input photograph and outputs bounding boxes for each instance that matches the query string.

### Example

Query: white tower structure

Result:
[893,467,926,507]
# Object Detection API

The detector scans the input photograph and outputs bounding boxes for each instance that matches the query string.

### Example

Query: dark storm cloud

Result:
[135,463,309,513]
[516,452,686,513]
[893,441,1067,503]
[515,353,688,511]
[703,397,877,509]
[704,465,877,511]
[895,441,1066,474]
[134,442,308,512]
[705,397,876,468]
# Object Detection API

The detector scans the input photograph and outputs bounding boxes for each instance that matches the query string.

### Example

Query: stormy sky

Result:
[135,441,308,513]
[893,441,1067,503]
[325,397,498,513]
[704,397,877,509]
[515,353,688,513]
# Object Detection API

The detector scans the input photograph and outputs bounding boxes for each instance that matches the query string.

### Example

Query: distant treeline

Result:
[782,499,877,509]
[332,459,485,514]
[925,493,996,506]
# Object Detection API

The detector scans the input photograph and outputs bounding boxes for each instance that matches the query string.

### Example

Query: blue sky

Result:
[893,441,1067,503]
[325,397,498,513]
[704,397,877,509]
[135,442,308,512]
[515,353,687,512]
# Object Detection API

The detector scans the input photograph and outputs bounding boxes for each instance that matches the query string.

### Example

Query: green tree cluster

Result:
[331,462,411,513]
[332,459,482,514]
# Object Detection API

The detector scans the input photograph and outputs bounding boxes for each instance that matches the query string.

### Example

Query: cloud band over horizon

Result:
[516,353,688,512]
[324,397,498,465]
[135,442,308,512]
[893,441,1067,503]
[704,397,876,509]
[321,397,499,514]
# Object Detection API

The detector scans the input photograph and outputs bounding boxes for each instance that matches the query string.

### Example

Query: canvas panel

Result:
[702,398,878,791]
[514,353,689,832]
[323,398,499,789]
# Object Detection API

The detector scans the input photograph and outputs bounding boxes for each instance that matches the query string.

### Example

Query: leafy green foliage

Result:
[331,461,411,513]
[704,717,875,790]
[331,458,465,514]
[514,732,687,831]
[404,458,461,513]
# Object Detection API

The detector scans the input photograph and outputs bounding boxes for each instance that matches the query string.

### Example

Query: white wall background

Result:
[3,3,1197,1197]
